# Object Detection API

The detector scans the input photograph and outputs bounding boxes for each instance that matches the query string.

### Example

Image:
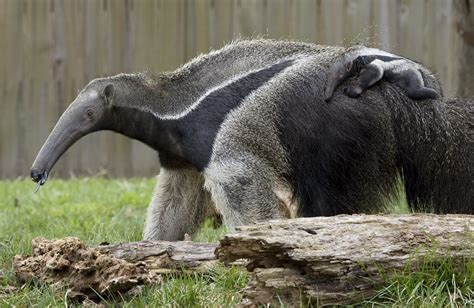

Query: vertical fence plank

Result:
[14,0,30,176]
[3,0,18,177]
[293,0,317,43]
[211,0,234,47]
[343,0,374,46]
[399,0,425,61]
[194,0,211,55]
[0,0,8,177]
[432,0,457,95]
[318,0,344,46]
[266,0,290,39]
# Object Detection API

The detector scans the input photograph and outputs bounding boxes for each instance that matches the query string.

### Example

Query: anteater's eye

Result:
[86,109,94,118]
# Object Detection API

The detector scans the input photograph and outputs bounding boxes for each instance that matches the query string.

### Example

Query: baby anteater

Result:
[324,47,440,102]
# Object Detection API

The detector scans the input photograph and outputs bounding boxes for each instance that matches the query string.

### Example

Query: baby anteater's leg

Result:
[395,70,439,100]
[345,60,384,97]
[407,86,439,100]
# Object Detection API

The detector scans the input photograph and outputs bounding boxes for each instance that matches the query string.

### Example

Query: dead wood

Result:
[12,214,474,305]
[13,237,218,300]
[216,214,474,306]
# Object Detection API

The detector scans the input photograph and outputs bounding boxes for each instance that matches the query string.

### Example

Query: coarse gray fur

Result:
[30,39,472,241]
[324,46,441,102]
[143,168,216,241]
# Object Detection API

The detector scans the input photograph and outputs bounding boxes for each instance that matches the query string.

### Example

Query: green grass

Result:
[0,178,243,306]
[366,248,474,307]
[0,178,472,306]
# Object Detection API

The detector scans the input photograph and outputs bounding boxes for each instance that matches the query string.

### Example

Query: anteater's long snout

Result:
[30,102,93,187]
[31,169,48,184]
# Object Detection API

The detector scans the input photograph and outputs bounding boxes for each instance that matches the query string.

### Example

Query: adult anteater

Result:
[30,40,473,240]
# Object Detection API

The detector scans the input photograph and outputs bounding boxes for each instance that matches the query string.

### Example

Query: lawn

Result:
[0,178,472,306]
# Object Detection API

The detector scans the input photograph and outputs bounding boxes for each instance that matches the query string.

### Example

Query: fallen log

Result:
[13,237,218,300]
[216,214,474,306]
[12,214,473,305]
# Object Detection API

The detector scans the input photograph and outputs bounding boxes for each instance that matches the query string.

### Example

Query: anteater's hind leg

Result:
[395,70,439,100]
[143,167,214,241]
[345,61,384,98]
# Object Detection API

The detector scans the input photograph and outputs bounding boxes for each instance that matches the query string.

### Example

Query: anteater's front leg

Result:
[143,167,213,241]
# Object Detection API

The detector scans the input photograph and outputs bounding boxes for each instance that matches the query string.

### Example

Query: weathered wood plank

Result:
[211,0,234,48]
[267,0,290,39]
[454,0,474,97]
[194,0,211,55]
[344,0,373,46]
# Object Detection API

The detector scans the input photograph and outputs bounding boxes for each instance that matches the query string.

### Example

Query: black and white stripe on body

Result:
[324,47,440,102]
[158,60,294,170]
[98,40,317,170]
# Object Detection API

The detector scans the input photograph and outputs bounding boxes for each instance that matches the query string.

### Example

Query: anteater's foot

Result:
[345,85,363,98]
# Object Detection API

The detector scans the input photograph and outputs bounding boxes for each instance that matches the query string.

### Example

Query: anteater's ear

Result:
[103,84,115,105]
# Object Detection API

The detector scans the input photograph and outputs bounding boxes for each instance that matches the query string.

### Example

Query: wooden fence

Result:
[0,0,462,179]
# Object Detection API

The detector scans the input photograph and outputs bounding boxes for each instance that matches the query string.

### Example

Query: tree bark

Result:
[13,214,474,305]
[455,0,474,97]
[217,214,474,306]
